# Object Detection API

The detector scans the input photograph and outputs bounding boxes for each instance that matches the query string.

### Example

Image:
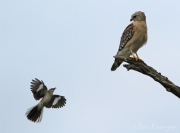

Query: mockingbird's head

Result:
[48,88,56,94]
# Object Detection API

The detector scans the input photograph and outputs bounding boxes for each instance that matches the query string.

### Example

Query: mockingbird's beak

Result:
[51,88,56,91]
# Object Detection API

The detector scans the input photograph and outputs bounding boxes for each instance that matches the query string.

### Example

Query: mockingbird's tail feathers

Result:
[26,105,44,123]
[111,59,123,71]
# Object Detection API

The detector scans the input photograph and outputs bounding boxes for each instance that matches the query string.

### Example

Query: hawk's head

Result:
[130,11,146,22]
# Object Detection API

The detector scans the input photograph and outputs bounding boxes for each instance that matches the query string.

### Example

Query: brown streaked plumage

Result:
[111,11,147,71]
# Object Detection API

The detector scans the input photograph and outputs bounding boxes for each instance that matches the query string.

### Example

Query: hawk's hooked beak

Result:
[130,18,133,21]
[53,88,56,90]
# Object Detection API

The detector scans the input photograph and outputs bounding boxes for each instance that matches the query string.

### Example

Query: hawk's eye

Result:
[133,16,136,18]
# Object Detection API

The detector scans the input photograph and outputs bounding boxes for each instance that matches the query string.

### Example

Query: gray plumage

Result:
[26,78,66,123]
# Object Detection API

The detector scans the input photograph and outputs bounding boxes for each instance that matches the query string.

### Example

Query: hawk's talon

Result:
[135,53,144,62]
[130,50,138,61]
[130,50,144,62]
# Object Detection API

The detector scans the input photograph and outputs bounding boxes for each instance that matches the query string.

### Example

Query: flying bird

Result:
[25,78,66,123]
[111,11,148,71]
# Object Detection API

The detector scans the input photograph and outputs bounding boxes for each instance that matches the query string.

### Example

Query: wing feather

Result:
[30,78,48,100]
[118,23,134,52]
[44,95,66,108]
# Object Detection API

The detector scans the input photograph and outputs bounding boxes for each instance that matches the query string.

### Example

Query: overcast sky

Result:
[1,0,180,133]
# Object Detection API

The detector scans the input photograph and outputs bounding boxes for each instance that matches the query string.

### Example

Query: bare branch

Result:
[114,55,180,98]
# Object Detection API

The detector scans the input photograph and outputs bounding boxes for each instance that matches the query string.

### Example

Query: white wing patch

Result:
[37,84,44,92]
[53,97,61,105]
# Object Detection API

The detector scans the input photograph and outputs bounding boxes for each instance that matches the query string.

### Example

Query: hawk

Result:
[25,78,66,123]
[111,11,148,71]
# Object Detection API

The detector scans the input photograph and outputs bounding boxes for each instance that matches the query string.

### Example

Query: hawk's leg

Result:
[130,50,144,62]
[130,50,138,61]
[135,53,144,62]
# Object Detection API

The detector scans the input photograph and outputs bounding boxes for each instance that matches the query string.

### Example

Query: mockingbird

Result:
[25,78,66,123]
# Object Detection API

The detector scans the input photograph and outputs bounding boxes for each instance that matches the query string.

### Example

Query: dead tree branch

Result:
[114,55,180,98]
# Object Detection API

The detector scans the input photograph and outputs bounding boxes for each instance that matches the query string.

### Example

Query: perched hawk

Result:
[111,11,148,71]
[25,78,66,123]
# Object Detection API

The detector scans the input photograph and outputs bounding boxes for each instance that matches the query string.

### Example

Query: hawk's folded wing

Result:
[111,23,134,71]
[30,78,48,100]
[118,23,134,52]
[45,95,66,108]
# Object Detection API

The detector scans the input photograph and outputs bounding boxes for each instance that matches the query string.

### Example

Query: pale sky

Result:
[1,0,180,133]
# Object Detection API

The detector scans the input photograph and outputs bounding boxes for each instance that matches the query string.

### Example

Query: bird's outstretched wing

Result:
[30,78,48,100]
[44,95,66,108]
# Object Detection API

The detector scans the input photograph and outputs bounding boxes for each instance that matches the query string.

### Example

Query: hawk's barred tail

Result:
[111,59,123,71]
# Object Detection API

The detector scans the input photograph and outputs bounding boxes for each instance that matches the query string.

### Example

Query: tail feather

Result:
[26,105,44,123]
[111,59,123,71]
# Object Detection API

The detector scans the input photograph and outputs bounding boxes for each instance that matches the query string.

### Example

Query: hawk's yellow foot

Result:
[135,53,144,62]
[130,50,138,61]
